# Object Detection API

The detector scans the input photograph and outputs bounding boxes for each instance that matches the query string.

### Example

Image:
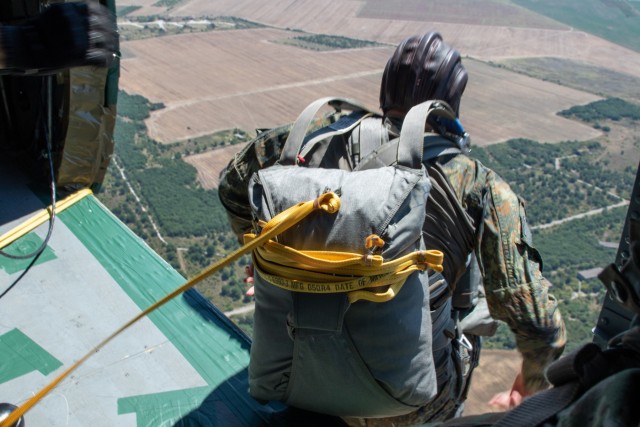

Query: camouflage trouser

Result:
[342,335,481,427]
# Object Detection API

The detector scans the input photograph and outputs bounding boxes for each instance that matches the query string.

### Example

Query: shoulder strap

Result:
[349,116,388,165]
[396,101,433,169]
[356,100,462,171]
[279,97,375,165]
[297,111,375,160]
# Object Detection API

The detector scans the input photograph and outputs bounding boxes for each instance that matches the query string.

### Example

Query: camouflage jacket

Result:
[431,153,567,393]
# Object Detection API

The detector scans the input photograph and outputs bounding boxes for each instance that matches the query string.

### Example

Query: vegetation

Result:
[559,97,640,122]
[118,16,264,41]
[233,314,255,337]
[495,57,640,103]
[118,91,165,121]
[278,34,383,51]
[153,0,185,9]
[512,0,640,54]
[165,129,250,158]
[98,91,251,311]
[135,163,229,236]
[471,138,632,225]
[536,207,624,275]
[116,5,141,16]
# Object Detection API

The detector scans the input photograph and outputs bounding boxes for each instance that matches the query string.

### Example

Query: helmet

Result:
[380,32,468,117]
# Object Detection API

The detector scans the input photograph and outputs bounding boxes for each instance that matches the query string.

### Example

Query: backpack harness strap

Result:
[355,101,465,171]
[297,111,375,161]
[349,116,388,166]
[280,97,375,165]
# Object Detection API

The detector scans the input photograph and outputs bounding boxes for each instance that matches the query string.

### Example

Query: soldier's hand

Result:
[488,371,531,410]
[1,1,118,74]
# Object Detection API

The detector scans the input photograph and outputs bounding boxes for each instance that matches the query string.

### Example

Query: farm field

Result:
[183,144,245,189]
[119,28,601,147]
[465,350,522,416]
[118,0,640,80]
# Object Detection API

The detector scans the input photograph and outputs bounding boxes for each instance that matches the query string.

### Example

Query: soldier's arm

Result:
[476,169,566,394]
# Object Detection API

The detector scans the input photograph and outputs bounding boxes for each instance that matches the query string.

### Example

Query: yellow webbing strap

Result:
[246,234,444,304]
[0,192,341,427]
[0,188,92,250]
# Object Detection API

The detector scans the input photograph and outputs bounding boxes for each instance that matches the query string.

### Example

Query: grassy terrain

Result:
[359,0,567,29]
[511,0,640,54]
[99,91,249,312]
[153,0,184,8]
[118,16,264,41]
[495,57,640,104]
[116,5,141,16]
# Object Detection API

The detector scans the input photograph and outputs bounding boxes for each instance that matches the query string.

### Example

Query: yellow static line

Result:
[0,188,93,250]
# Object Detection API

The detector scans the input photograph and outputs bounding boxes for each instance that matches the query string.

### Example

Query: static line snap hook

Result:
[315,192,340,214]
[365,235,384,250]
[0,403,25,427]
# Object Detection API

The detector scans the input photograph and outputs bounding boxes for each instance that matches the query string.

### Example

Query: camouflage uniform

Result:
[343,152,566,427]
[439,154,566,392]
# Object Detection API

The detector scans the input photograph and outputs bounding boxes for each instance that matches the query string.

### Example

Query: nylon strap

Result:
[354,101,460,172]
[298,111,374,160]
[0,188,92,250]
[280,97,373,165]
[246,233,443,304]
[0,192,341,427]
[397,100,457,168]
[353,116,387,162]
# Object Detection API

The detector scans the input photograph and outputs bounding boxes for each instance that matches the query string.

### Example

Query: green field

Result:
[511,0,640,53]
[496,57,640,103]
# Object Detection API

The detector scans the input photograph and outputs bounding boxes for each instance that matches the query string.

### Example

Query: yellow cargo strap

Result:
[245,233,444,304]
[0,188,92,250]
[0,192,340,427]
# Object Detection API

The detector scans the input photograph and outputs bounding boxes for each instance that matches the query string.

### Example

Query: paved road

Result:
[531,200,629,230]
[224,303,255,317]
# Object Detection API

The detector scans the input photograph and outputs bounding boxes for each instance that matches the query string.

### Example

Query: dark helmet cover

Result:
[380,32,468,117]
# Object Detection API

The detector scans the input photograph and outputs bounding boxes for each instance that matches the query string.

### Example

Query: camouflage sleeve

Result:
[476,169,566,392]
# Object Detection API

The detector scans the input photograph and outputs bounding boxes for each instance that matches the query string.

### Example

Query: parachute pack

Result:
[219,97,468,416]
